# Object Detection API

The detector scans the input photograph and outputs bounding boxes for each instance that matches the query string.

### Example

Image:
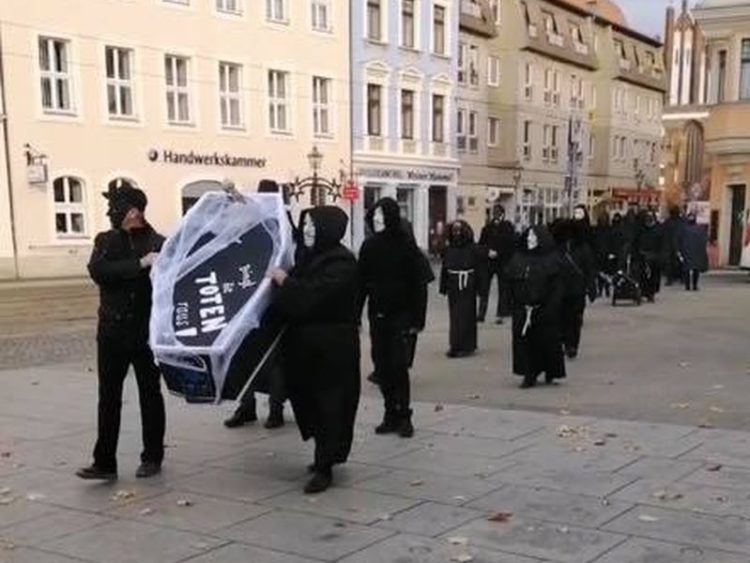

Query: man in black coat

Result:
[77,186,165,481]
[636,211,664,302]
[663,206,685,286]
[359,198,428,438]
[477,205,516,324]
[678,213,709,291]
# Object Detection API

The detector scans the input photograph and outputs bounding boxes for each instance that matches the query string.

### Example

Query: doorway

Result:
[428,185,447,256]
[728,184,746,265]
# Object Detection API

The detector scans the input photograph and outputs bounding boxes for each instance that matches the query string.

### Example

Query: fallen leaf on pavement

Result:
[0,497,15,506]
[378,513,392,521]
[26,492,46,502]
[605,433,618,438]
[559,409,571,416]
[712,385,725,390]
[176,498,193,507]
[652,490,684,502]
[638,514,660,522]
[715,496,729,503]
[679,362,690,368]
[671,403,690,409]
[593,439,607,446]
[451,554,474,563]
[410,479,424,487]
[109,490,134,502]
[487,512,513,523]
[0,452,11,458]
[557,526,570,534]
[709,406,725,414]
[448,536,469,546]
[0,539,16,550]
[698,422,715,429]
[453,495,468,502]
[434,404,444,412]
[466,393,481,400]
[139,508,154,516]
[0,487,11,495]
[706,464,723,472]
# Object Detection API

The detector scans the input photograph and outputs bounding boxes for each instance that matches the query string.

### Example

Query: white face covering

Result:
[573,208,586,221]
[372,207,386,234]
[527,229,539,251]
[303,214,316,248]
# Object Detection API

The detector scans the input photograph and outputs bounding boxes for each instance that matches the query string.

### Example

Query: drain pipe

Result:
[0,24,20,279]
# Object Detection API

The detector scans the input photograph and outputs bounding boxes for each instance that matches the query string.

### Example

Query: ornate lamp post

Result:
[307,145,323,207]
[285,145,342,207]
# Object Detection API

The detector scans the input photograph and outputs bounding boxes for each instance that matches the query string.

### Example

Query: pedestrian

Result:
[592,212,615,297]
[477,205,516,324]
[268,206,360,494]
[554,211,597,360]
[663,206,685,286]
[440,220,483,358]
[359,197,428,438]
[506,226,566,389]
[224,179,292,430]
[77,185,165,481]
[678,213,709,291]
[636,210,664,302]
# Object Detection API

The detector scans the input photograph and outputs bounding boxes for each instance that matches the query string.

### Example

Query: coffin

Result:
[150,192,295,403]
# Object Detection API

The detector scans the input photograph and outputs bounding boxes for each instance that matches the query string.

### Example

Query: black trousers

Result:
[560,295,586,354]
[93,335,165,471]
[477,264,510,321]
[685,269,701,291]
[642,260,662,298]
[371,320,411,419]
[237,365,285,415]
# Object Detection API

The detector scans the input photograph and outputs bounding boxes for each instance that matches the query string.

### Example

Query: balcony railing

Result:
[574,41,589,55]
[460,0,482,18]
[548,32,564,47]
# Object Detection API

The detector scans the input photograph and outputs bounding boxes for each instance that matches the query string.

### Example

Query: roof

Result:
[564,0,628,27]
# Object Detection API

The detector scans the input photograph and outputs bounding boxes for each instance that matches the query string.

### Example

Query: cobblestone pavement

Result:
[4,364,750,561]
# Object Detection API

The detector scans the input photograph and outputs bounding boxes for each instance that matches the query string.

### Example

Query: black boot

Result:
[304,466,332,494]
[397,410,414,438]
[264,402,285,429]
[520,374,537,389]
[224,405,257,428]
[375,412,400,435]
[76,464,117,481]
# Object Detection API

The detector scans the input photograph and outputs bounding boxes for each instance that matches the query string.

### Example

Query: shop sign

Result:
[26,163,48,185]
[342,181,359,201]
[148,149,267,168]
[356,167,455,183]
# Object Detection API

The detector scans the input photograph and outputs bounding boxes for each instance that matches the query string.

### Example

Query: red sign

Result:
[342,181,359,202]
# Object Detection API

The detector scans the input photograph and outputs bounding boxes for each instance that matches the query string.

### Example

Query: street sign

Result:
[342,181,359,201]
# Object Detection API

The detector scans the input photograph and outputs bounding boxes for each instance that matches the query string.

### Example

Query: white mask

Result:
[527,229,539,250]
[372,207,386,234]
[573,208,585,221]
[303,214,316,248]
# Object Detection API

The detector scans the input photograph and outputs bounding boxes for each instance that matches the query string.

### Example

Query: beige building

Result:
[691,0,750,267]
[0,0,350,279]
[465,0,665,227]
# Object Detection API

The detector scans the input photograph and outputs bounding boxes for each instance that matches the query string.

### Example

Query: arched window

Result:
[108,177,137,192]
[181,180,223,215]
[53,176,87,236]
[683,120,704,195]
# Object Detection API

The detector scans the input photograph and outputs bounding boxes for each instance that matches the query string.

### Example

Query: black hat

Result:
[103,185,147,212]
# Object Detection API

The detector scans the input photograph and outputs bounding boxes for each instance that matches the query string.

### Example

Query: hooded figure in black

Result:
[553,211,597,360]
[636,210,664,302]
[269,206,360,494]
[678,213,709,291]
[77,185,166,482]
[440,221,483,357]
[359,197,428,438]
[478,205,516,323]
[593,212,616,297]
[663,206,685,286]
[506,226,566,388]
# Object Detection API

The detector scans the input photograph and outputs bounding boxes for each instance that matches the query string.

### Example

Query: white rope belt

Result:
[447,269,474,291]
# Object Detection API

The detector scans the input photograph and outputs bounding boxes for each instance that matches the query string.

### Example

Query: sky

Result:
[618,0,697,39]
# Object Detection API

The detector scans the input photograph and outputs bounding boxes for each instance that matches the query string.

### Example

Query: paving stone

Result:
[682,430,750,469]
[215,510,393,561]
[615,457,705,480]
[496,440,639,473]
[488,464,638,497]
[592,537,749,563]
[337,533,543,563]
[0,508,111,546]
[0,546,86,562]
[375,502,485,537]
[467,485,633,528]
[380,448,511,478]
[603,506,750,555]
[442,516,625,563]
[43,520,226,563]
[0,495,56,530]
[583,421,701,458]
[414,433,530,460]
[108,491,271,534]
[680,464,750,490]
[261,487,419,525]
[181,542,320,563]
[352,469,500,506]
[424,410,546,441]
[171,468,298,503]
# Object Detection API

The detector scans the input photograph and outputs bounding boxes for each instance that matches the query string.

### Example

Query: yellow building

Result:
[0,0,350,279]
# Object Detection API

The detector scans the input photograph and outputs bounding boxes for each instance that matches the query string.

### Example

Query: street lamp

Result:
[512,166,523,227]
[307,145,323,206]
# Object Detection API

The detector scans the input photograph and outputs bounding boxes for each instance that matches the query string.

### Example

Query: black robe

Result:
[440,244,481,354]
[275,209,360,468]
[506,247,565,380]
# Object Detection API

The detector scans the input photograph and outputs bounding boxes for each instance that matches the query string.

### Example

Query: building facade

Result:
[0,0,350,279]
[692,0,750,267]
[350,0,460,252]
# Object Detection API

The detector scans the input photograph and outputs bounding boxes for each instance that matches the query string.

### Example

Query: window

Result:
[551,125,559,162]
[718,49,727,103]
[163,0,189,4]
[53,176,86,236]
[367,0,382,41]
[39,37,73,113]
[490,0,501,25]
[217,0,240,14]
[402,0,415,48]
[268,69,290,133]
[165,55,191,124]
[458,42,467,83]
[543,124,550,161]
[468,110,478,152]
[433,5,446,55]
[590,83,597,110]
[524,63,533,101]
[544,68,552,105]
[105,46,134,118]
[401,89,414,140]
[266,0,287,22]
[570,22,583,44]
[469,45,479,86]
[397,188,415,223]
[523,120,531,160]
[542,10,557,34]
[312,0,331,31]
[553,71,560,106]
[432,94,444,143]
[457,108,466,151]
[740,40,750,100]
[312,76,332,136]
[367,83,382,136]
[588,133,595,160]
[219,62,243,129]
[488,56,500,87]
[488,117,500,147]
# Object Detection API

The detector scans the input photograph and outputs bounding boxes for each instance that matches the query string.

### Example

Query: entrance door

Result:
[428,186,447,256]
[729,184,746,265]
